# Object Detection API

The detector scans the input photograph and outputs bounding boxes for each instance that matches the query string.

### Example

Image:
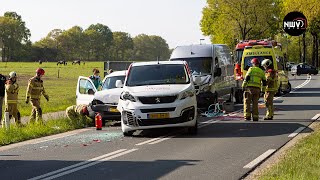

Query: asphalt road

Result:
[0,75,319,180]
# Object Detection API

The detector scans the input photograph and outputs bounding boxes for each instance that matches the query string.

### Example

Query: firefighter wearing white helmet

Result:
[4,71,21,125]
[261,59,278,120]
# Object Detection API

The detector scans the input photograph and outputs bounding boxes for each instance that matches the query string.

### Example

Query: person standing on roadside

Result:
[0,73,6,122]
[89,68,102,90]
[25,68,49,123]
[261,59,278,120]
[4,71,21,125]
[242,58,266,121]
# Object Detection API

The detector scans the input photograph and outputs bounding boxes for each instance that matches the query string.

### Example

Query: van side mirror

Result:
[214,67,222,77]
[115,80,123,88]
[193,76,201,84]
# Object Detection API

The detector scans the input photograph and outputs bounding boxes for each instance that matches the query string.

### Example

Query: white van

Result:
[76,70,126,124]
[117,61,197,136]
[170,44,236,108]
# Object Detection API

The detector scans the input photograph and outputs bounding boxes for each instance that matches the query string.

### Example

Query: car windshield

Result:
[171,57,212,75]
[126,64,189,86]
[243,56,273,70]
[102,75,126,90]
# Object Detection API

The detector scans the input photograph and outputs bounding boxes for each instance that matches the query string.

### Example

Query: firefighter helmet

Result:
[9,71,17,79]
[36,68,45,76]
[251,58,259,65]
[261,59,272,68]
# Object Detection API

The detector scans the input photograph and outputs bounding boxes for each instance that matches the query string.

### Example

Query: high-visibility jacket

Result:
[242,66,266,89]
[26,76,48,100]
[5,80,19,104]
[265,69,278,92]
[66,104,87,119]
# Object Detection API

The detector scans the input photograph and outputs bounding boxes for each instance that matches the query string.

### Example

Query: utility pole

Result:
[303,32,306,63]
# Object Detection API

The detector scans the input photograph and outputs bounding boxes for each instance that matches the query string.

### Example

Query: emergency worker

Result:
[261,59,278,120]
[66,104,94,126]
[89,68,102,90]
[242,58,266,121]
[4,71,21,125]
[26,68,49,123]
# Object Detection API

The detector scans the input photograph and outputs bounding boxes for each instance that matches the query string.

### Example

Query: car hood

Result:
[125,84,191,96]
[94,88,123,104]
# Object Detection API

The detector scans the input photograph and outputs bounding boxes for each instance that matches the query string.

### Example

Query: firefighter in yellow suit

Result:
[261,59,278,120]
[4,71,21,125]
[242,58,266,121]
[66,104,94,127]
[25,68,49,123]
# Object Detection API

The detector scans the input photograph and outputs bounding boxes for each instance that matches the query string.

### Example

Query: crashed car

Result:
[76,70,126,124]
[117,61,197,136]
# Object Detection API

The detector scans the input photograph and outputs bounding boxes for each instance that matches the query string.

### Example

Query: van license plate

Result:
[148,113,169,119]
[109,107,118,112]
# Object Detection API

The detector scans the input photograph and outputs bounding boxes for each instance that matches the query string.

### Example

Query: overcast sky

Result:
[0,0,211,48]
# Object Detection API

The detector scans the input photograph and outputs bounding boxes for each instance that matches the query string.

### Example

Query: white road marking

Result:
[42,149,138,180]
[148,136,175,145]
[28,149,128,180]
[288,127,305,138]
[199,120,220,128]
[311,113,320,120]
[243,149,276,169]
[135,136,166,146]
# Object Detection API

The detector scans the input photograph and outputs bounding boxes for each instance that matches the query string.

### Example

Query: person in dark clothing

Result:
[0,74,7,121]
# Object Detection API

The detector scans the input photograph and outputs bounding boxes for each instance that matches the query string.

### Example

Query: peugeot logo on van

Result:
[155,98,161,103]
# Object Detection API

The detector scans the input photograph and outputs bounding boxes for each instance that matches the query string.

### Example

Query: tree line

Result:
[0,12,171,62]
[201,0,320,67]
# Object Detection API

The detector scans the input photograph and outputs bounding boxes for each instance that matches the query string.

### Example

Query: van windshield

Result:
[243,56,273,70]
[102,76,126,90]
[126,64,189,86]
[171,57,212,75]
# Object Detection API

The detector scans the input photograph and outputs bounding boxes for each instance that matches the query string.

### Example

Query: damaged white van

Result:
[117,61,197,136]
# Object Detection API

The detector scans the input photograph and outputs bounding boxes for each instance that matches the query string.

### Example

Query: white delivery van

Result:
[170,44,236,108]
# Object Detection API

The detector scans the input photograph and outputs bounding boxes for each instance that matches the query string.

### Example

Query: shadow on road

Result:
[274,104,320,111]
[131,121,313,139]
[0,159,199,180]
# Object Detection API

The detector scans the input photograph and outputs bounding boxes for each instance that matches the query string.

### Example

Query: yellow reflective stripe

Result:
[6,100,18,103]
[32,87,43,90]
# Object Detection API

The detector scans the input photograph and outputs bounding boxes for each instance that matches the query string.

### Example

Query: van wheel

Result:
[285,82,291,94]
[275,87,281,96]
[187,122,198,135]
[123,130,134,137]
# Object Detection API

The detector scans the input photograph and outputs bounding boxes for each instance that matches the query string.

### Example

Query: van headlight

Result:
[180,89,195,100]
[120,91,136,102]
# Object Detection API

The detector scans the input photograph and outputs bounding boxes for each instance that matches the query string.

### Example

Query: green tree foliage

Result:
[0,12,30,61]
[133,34,170,61]
[85,23,113,60]
[201,0,281,46]
[111,31,134,60]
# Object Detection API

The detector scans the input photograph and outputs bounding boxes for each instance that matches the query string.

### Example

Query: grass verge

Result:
[0,117,89,146]
[259,124,320,180]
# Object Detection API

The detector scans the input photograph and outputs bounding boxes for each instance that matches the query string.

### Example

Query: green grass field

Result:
[259,125,320,180]
[0,61,104,117]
